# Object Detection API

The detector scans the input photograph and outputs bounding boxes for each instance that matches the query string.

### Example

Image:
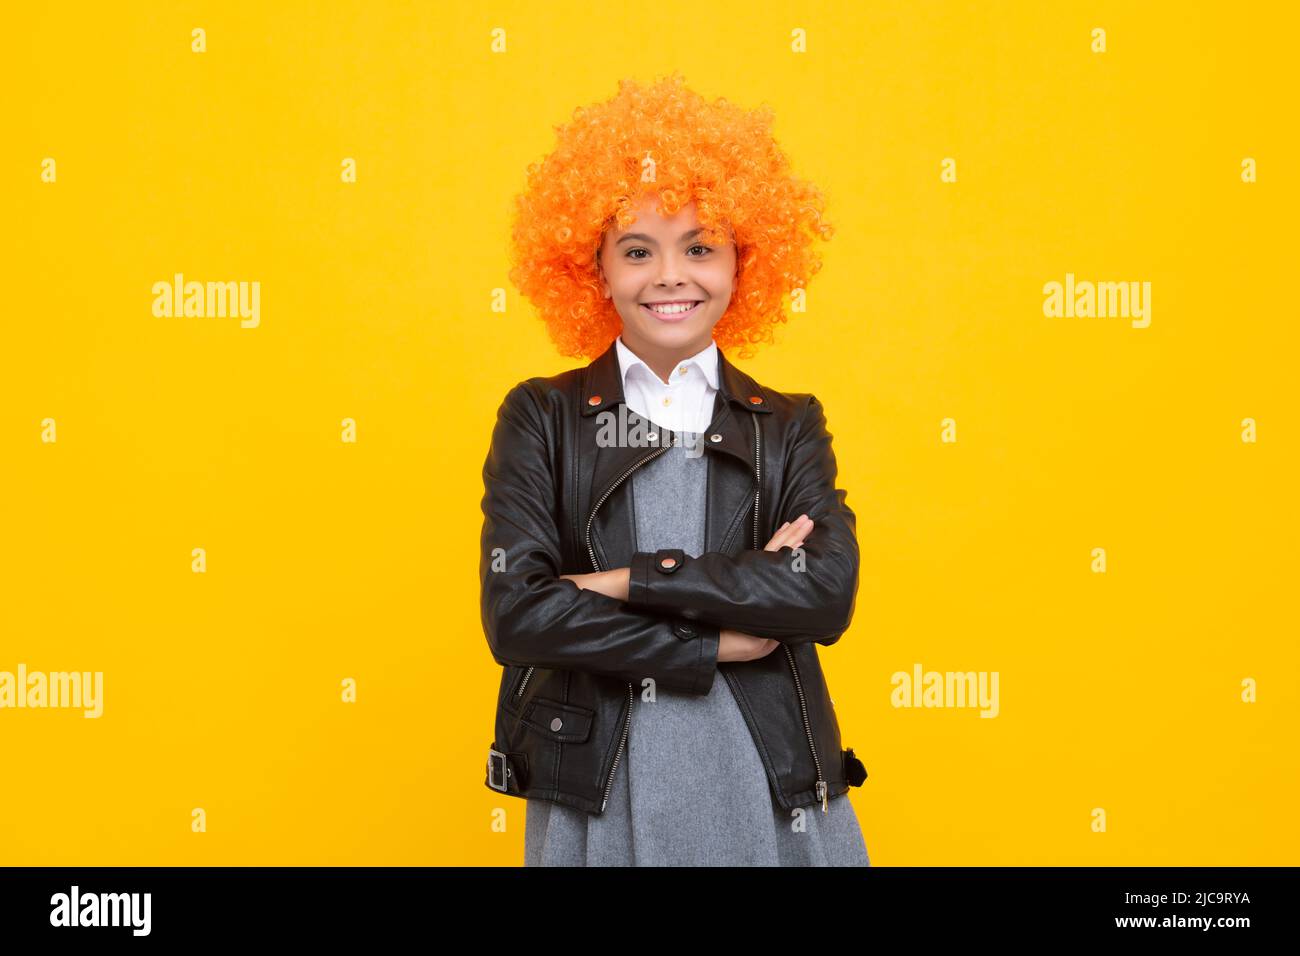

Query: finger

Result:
[787,517,814,547]
[764,522,795,554]
[782,515,811,536]
[764,522,791,550]
[764,528,795,551]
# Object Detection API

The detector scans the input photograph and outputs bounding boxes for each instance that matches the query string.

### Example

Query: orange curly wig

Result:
[507,72,835,360]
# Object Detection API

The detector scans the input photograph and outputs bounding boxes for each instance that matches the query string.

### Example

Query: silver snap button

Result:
[550,717,563,732]
[709,434,722,443]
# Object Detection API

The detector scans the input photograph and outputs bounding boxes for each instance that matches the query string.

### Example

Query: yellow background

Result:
[3,1,1295,865]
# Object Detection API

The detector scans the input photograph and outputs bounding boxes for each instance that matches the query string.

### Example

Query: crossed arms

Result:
[479,381,860,696]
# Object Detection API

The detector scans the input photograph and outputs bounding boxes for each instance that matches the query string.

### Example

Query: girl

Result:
[488,72,869,866]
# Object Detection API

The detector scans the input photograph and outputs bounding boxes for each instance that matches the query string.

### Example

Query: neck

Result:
[621,333,710,386]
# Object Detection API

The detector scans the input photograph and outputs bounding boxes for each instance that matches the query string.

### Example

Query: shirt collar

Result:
[615,335,720,390]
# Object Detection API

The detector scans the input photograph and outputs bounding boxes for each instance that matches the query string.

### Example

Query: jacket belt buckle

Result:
[487,748,511,792]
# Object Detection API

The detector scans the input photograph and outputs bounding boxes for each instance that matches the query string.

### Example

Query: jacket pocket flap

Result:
[517,696,594,744]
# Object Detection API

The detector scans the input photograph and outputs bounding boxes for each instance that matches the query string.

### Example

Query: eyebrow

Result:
[616,228,705,246]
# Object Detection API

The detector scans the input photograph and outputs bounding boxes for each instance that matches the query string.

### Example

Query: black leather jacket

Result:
[480,338,868,817]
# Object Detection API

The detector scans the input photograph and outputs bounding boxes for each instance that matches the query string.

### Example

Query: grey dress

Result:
[525,429,870,866]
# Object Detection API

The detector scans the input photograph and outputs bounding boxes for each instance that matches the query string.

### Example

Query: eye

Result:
[625,247,650,260]
[687,244,712,256]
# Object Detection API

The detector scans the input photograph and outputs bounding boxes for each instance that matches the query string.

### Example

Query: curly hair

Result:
[507,72,835,360]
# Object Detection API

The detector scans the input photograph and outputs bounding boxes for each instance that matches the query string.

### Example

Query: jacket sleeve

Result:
[624,394,860,646]
[479,380,721,695]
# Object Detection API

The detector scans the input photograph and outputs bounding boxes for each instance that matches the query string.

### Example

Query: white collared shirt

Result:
[615,335,719,435]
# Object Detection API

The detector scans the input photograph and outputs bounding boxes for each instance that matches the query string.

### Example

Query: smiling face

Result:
[597,195,738,380]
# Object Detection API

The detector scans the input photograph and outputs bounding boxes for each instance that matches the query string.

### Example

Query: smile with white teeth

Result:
[643,301,702,315]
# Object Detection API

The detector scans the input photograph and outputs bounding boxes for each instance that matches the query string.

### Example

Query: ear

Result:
[594,238,610,297]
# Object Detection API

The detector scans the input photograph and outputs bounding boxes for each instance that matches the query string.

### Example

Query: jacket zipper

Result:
[515,433,675,706]
[587,433,675,812]
[751,413,828,813]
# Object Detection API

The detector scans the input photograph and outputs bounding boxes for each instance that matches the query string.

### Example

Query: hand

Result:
[559,569,630,602]
[717,628,780,662]
[764,514,813,552]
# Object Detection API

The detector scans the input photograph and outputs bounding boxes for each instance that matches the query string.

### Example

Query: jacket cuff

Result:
[628,549,684,612]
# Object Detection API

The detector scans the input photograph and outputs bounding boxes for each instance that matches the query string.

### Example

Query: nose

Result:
[654,252,687,288]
